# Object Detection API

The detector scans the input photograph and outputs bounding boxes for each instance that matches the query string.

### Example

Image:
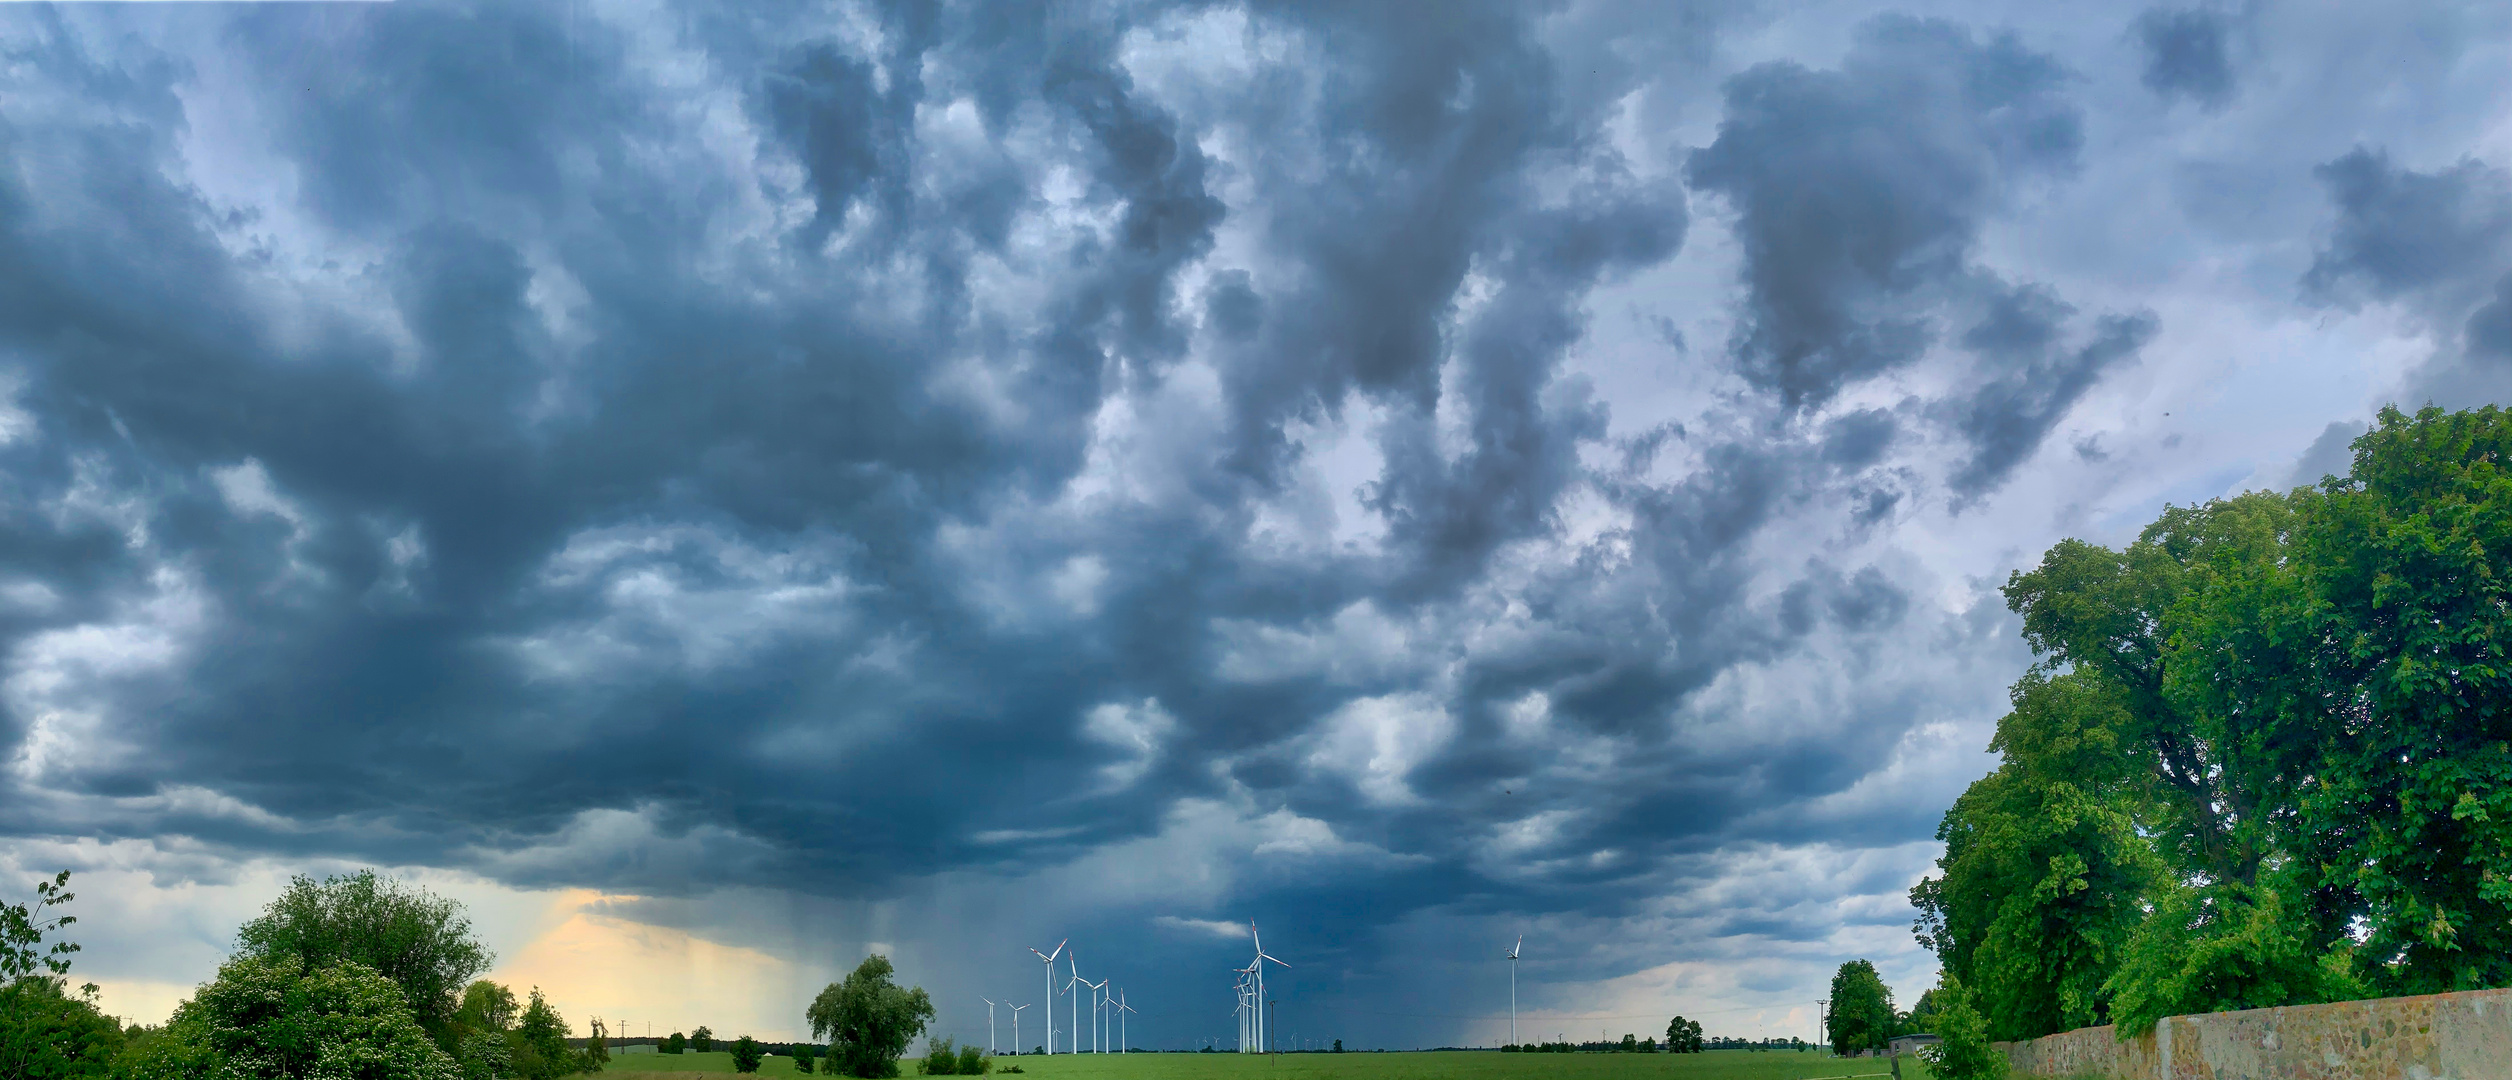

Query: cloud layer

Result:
[2,0,2508,1051]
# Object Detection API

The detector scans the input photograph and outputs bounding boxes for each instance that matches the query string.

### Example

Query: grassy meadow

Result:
[597,1051,1928,1080]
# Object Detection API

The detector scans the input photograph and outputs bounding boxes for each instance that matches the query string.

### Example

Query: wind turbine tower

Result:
[1010,1004,1028,1056]
[1116,991,1135,1053]
[1248,922,1290,1055]
[1026,940,1065,1055]
[983,999,998,1055]
[1506,936,1523,1046]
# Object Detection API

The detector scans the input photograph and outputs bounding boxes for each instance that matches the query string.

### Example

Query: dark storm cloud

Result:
[2304,149,2512,405]
[2304,149,2512,308]
[1685,16,2150,495]
[2134,7,2236,109]
[0,0,2239,1048]
[1684,15,2081,410]
[1942,286,2158,499]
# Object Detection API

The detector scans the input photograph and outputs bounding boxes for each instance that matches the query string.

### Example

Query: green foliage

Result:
[124,954,461,1080]
[1823,961,1894,1056]
[806,955,933,1078]
[731,1036,763,1074]
[1,871,123,1080]
[919,1037,958,1076]
[1910,670,2162,1040]
[232,869,493,1037]
[954,1043,984,1075]
[793,1044,818,1074]
[2,871,82,983]
[1664,1016,1703,1053]
[692,1028,715,1054]
[664,1033,686,1055]
[1914,976,2007,1080]
[1,977,124,1079]
[2104,880,2368,1033]
[510,987,599,1080]
[1918,407,2512,1041]
[1332,1040,1343,1053]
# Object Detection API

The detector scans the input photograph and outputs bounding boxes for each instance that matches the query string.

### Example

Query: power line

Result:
[1322,1000,1814,1022]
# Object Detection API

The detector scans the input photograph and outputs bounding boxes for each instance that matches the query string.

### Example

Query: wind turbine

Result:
[1026,940,1065,1055]
[1506,935,1523,1046]
[1249,922,1289,1055]
[983,999,998,1055]
[1086,978,1108,1052]
[1009,1004,1028,1056]
[1116,991,1136,1054]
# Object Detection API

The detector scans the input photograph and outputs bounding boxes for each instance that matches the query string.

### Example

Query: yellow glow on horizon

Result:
[487,889,808,1042]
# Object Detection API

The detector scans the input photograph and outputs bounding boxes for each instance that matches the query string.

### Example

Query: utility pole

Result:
[1267,1001,1277,1054]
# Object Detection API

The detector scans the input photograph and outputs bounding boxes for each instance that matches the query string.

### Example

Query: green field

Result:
[598,1051,1928,1080]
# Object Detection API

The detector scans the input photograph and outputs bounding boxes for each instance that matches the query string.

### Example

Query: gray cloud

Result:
[2304,149,2512,406]
[2135,7,2237,109]
[2,0,2508,1052]
[1684,15,2082,410]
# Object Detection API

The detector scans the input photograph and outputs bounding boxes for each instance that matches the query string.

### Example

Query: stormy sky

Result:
[2,0,2508,1051]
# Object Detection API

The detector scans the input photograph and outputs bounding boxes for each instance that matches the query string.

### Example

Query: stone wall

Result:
[1997,988,2512,1080]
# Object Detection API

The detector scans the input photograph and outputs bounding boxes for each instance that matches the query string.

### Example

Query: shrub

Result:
[731,1035,763,1074]
[955,1043,985,1075]
[692,1027,715,1054]
[664,1032,686,1055]
[921,1037,959,1075]
[794,1044,819,1074]
[1916,975,2008,1080]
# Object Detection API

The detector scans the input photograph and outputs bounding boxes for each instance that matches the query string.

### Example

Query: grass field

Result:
[596,1051,1932,1080]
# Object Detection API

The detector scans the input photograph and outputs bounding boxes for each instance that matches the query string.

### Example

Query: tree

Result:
[691,1027,714,1054]
[1910,670,2163,1040]
[125,955,461,1080]
[807,956,934,1079]
[233,869,492,1038]
[731,1035,763,1074]
[1664,1016,1703,1053]
[1,871,123,1080]
[1332,1039,1343,1053]
[1826,961,1894,1056]
[793,1044,819,1074]
[954,1043,984,1075]
[1914,976,2007,1080]
[663,1032,685,1055]
[511,987,596,1080]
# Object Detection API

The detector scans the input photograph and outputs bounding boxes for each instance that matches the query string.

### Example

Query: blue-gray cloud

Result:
[2,0,2509,1053]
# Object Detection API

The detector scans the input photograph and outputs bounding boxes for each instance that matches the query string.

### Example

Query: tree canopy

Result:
[1914,405,2512,1041]
[233,870,492,1036]
[126,955,462,1080]
[806,955,934,1079]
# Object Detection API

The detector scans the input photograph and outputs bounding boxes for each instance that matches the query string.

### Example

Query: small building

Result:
[1888,1034,1941,1054]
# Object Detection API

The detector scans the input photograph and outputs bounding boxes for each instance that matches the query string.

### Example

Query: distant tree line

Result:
[1913,406,2512,1049]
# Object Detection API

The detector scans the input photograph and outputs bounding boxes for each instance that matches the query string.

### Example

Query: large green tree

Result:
[124,955,462,1080]
[1910,670,2162,1040]
[233,870,493,1038]
[1824,960,1895,1056]
[806,955,933,1079]
[1917,405,2512,1039]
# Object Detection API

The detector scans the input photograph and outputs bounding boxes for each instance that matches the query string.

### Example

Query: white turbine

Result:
[1116,991,1136,1054]
[1248,922,1290,1054]
[1506,935,1523,1046]
[1026,940,1065,1056]
[983,999,998,1055]
[1009,1004,1028,1056]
